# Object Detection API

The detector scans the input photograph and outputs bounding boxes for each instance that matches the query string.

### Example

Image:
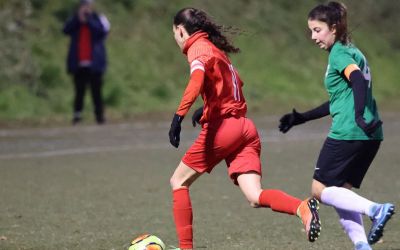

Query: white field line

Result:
[0,122,168,137]
[1,113,399,160]
[0,144,166,160]
[0,130,327,160]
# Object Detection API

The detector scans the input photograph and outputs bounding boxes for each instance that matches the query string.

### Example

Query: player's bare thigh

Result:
[237,172,263,207]
[170,161,202,189]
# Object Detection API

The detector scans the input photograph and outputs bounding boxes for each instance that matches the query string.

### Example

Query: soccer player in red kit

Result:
[168,8,321,250]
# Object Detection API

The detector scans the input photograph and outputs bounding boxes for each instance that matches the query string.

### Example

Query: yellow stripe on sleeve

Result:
[344,64,360,81]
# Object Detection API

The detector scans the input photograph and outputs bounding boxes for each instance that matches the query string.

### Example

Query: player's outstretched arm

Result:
[279,101,330,133]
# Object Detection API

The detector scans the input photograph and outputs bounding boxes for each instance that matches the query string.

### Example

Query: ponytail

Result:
[327,2,349,44]
[173,8,240,54]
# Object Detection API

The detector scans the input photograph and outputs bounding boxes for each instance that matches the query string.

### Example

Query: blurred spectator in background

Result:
[63,0,110,125]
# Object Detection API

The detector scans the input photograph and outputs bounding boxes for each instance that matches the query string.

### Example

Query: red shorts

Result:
[182,116,262,185]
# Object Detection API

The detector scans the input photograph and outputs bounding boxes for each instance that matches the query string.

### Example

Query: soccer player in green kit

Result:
[279,2,395,250]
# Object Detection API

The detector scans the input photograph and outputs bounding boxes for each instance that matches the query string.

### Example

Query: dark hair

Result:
[173,7,240,54]
[308,1,350,44]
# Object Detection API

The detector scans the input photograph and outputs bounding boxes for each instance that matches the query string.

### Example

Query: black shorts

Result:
[313,137,381,188]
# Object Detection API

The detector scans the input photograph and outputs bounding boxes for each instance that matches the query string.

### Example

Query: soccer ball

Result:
[128,234,166,250]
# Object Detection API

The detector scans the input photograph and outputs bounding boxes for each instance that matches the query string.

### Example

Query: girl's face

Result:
[173,24,189,51]
[308,19,336,50]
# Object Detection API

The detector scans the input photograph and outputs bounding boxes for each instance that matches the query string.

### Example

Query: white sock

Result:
[321,186,377,216]
[336,207,368,245]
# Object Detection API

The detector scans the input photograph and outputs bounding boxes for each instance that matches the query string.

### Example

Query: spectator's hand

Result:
[78,5,92,22]
[169,114,184,148]
[78,7,87,22]
[355,116,382,137]
[192,107,203,127]
[279,109,306,133]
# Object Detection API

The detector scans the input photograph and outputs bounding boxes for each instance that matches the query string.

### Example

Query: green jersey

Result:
[325,41,383,140]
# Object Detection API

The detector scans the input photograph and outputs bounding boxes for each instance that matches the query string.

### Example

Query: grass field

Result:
[0,114,399,250]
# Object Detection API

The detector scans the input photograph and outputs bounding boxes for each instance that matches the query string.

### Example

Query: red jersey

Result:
[176,32,247,123]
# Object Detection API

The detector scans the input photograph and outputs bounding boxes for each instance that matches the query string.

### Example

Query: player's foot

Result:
[368,203,395,244]
[354,241,372,250]
[297,197,321,242]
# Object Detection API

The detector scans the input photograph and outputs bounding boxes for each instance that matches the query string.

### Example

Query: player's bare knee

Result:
[311,186,324,201]
[311,179,326,201]
[240,188,262,208]
[170,175,193,190]
[312,190,322,201]
[170,175,184,189]
[245,195,260,208]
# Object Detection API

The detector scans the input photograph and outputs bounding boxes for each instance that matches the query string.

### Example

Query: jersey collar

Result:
[183,31,208,55]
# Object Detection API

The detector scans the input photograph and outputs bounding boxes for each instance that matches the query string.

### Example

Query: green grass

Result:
[1,0,399,122]
[0,115,399,249]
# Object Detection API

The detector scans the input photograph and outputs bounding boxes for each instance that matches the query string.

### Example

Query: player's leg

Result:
[314,179,395,244]
[336,208,370,250]
[235,171,262,207]
[314,178,379,214]
[170,161,202,250]
[170,117,240,250]
[313,139,395,244]
[236,172,299,212]
[229,117,321,241]
[318,180,380,250]
[334,183,370,249]
[313,178,385,219]
[170,161,202,189]
[312,138,376,213]
[236,172,321,242]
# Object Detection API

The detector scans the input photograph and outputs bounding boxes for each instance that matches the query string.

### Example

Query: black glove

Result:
[355,116,382,137]
[192,106,203,127]
[279,109,307,133]
[169,114,184,148]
